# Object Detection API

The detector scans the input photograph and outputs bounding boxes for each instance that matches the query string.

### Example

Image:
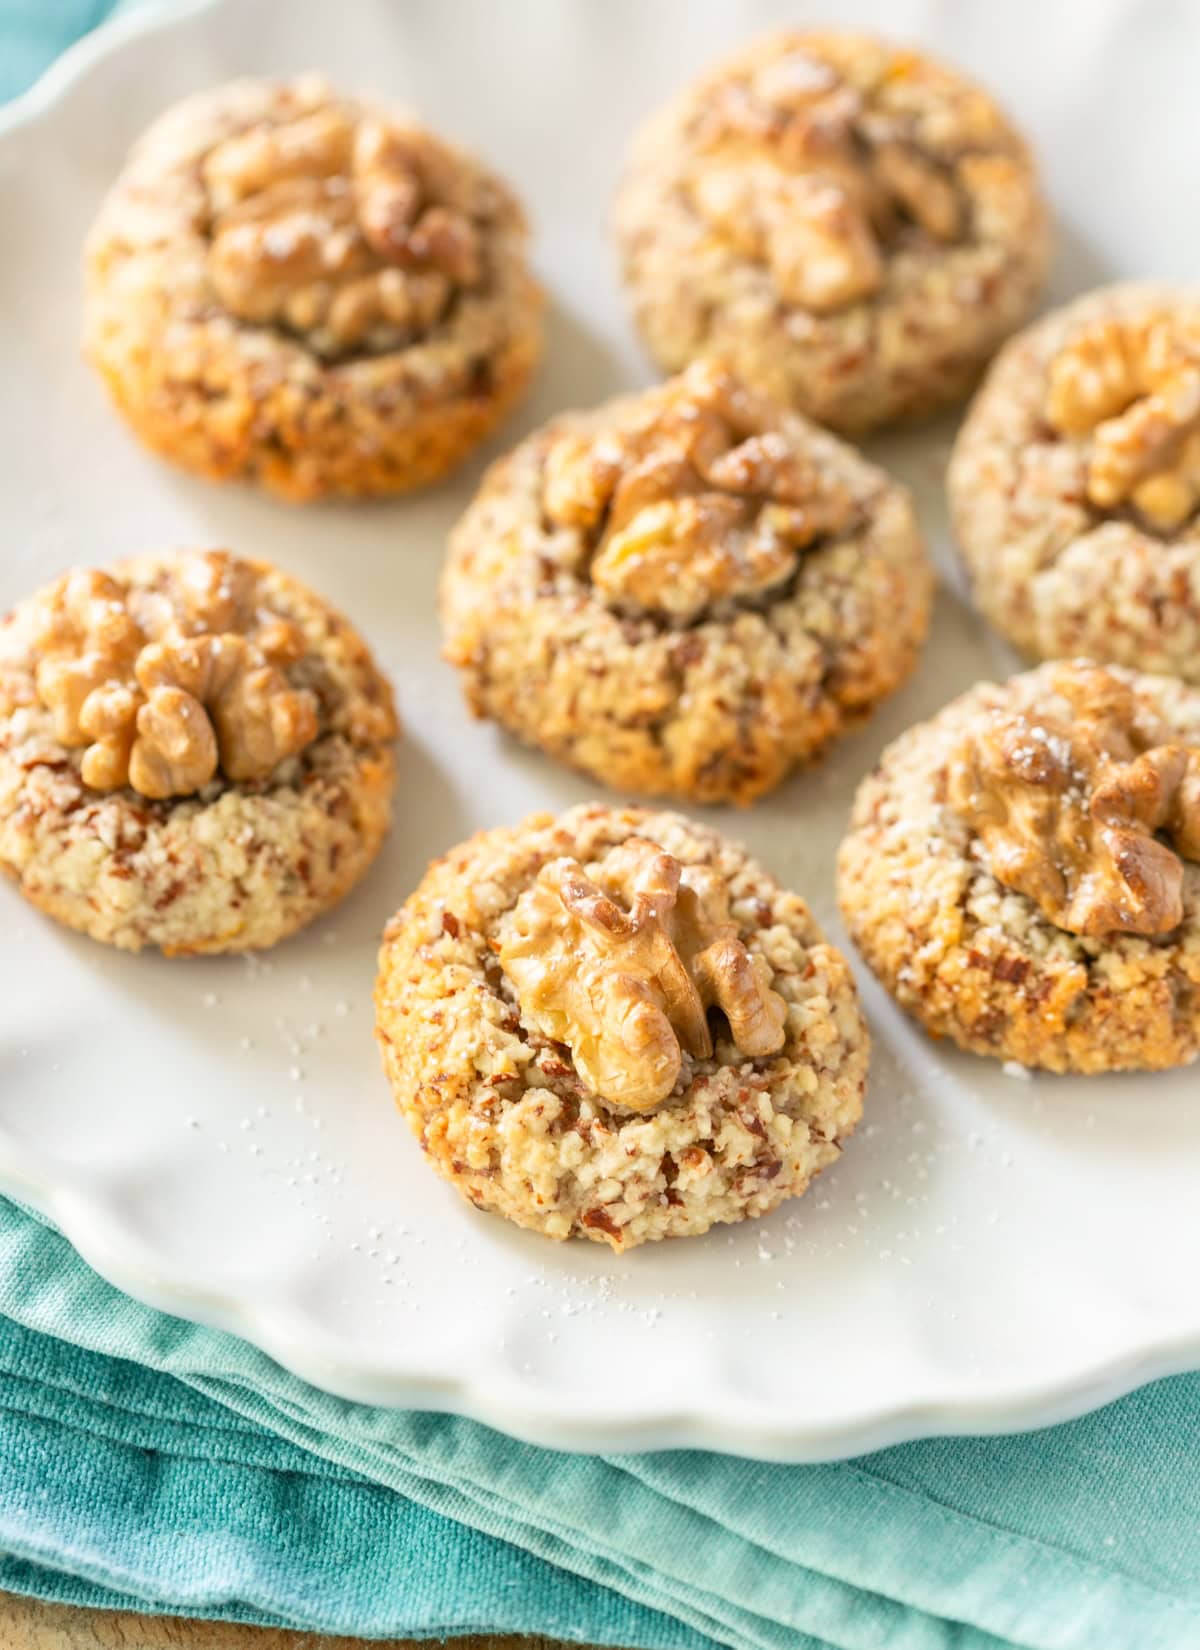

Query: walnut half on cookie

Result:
[949,283,1200,683]
[614,30,1050,435]
[440,361,931,805]
[375,804,868,1249]
[84,77,544,501]
[837,661,1200,1073]
[0,549,398,953]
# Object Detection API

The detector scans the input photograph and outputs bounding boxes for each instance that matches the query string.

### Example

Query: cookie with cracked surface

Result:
[613,30,1050,436]
[84,75,544,501]
[440,360,931,805]
[375,802,869,1249]
[837,660,1200,1073]
[0,549,398,953]
[950,283,1200,683]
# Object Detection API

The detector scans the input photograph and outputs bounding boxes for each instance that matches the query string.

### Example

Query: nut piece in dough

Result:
[948,663,1200,936]
[543,360,854,624]
[688,58,964,315]
[31,554,318,801]
[1046,312,1200,530]
[204,103,481,359]
[497,836,787,1110]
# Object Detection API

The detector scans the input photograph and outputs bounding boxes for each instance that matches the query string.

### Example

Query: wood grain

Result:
[0,1592,598,1650]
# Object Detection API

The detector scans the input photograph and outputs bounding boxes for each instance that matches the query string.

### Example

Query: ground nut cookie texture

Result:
[0,549,398,953]
[949,283,1200,683]
[84,76,544,501]
[375,803,869,1249]
[440,361,931,805]
[613,31,1050,436]
[837,661,1200,1073]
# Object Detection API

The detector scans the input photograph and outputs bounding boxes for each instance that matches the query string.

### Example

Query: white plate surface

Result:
[1,0,1198,1462]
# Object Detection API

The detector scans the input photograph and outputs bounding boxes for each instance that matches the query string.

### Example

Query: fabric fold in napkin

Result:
[1,1196,1199,1650]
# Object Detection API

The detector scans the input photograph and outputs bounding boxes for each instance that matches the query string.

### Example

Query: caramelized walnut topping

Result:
[948,664,1200,937]
[1046,313,1200,531]
[540,362,855,623]
[688,49,966,312]
[31,552,319,800]
[497,836,788,1110]
[203,87,486,358]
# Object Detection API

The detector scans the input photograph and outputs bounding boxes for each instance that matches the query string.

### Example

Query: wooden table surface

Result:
[0,1593,593,1650]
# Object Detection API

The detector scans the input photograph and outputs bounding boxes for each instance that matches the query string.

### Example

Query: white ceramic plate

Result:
[1,0,1198,1462]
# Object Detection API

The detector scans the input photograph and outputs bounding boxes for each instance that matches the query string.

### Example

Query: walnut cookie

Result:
[440,361,931,805]
[0,549,398,953]
[837,661,1200,1073]
[949,283,1200,683]
[613,30,1050,436]
[376,804,868,1249]
[84,76,544,501]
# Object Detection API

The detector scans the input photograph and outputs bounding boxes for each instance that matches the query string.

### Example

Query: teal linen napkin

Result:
[0,1224,699,1645]
[0,2,113,102]
[3,1194,1200,1650]
[4,11,1200,1650]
